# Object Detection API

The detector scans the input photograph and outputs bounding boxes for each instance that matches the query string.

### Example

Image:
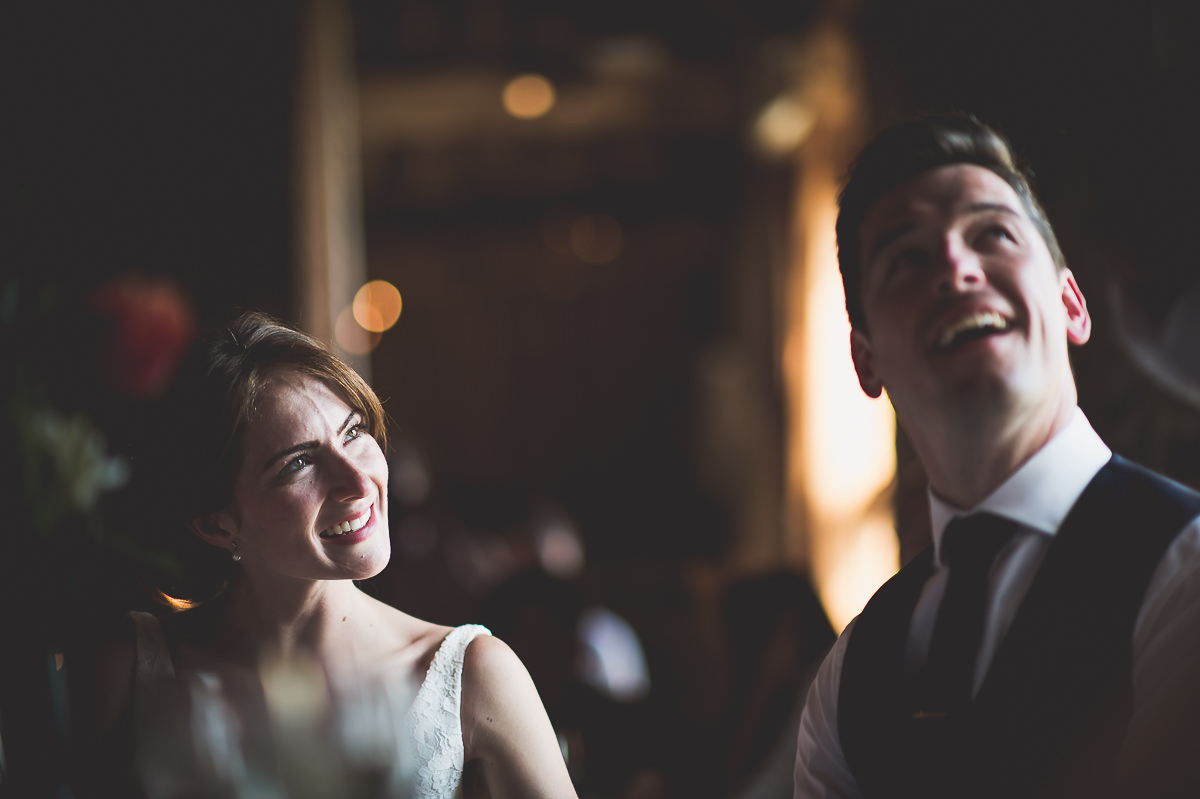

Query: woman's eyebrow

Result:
[263,441,317,473]
[261,412,360,473]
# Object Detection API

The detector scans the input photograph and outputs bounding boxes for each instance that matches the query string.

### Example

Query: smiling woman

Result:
[188,369,394,584]
[70,311,578,799]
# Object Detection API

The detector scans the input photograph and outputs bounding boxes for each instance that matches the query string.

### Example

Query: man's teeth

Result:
[937,311,1010,349]
[321,512,369,538]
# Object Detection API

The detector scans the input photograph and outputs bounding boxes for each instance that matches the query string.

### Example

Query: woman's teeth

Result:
[320,511,369,538]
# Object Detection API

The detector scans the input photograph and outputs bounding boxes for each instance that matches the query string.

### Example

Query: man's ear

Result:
[186,513,236,552]
[851,328,884,399]
[1061,269,1091,345]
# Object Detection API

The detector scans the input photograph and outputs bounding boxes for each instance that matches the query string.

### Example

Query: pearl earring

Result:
[231,541,242,563]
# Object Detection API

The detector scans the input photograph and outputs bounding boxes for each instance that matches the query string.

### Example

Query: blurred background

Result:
[4,0,1200,796]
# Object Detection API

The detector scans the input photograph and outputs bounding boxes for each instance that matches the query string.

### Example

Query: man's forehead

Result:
[861,163,1024,234]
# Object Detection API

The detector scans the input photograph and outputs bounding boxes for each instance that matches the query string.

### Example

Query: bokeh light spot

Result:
[569,213,624,265]
[335,305,381,355]
[540,209,575,256]
[503,73,556,120]
[753,95,816,159]
[353,279,403,333]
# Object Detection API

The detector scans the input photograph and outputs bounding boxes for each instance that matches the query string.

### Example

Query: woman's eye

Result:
[345,424,364,443]
[282,454,311,475]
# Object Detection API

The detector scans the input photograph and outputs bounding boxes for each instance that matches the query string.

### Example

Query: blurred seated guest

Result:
[480,570,662,799]
[72,311,577,799]
[721,572,836,799]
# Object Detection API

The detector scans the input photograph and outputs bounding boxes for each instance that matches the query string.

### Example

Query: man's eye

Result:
[886,249,926,279]
[982,226,1014,243]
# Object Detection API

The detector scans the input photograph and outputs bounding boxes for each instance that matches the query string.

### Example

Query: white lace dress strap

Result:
[407,624,492,799]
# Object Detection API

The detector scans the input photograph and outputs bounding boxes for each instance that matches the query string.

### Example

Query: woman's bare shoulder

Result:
[459,634,538,732]
[458,634,578,798]
[460,633,522,688]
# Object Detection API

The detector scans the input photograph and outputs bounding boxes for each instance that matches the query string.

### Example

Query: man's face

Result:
[849,164,1090,432]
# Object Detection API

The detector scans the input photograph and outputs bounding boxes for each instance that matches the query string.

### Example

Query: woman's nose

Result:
[330,453,373,501]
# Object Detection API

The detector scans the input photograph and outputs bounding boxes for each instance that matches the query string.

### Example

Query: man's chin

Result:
[930,366,1025,417]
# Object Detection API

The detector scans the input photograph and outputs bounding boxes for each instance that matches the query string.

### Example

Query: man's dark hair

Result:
[836,114,1065,332]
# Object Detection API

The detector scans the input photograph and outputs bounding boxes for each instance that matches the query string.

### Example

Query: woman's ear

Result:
[186,513,235,552]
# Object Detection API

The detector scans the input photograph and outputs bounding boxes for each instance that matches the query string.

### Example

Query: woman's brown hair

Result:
[134,310,388,602]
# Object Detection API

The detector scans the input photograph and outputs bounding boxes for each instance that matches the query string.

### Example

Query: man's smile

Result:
[933,309,1013,351]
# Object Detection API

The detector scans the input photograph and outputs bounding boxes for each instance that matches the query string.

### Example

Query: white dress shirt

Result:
[794,408,1200,798]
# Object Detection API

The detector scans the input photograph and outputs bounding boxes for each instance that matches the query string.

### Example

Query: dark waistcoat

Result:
[838,456,1200,798]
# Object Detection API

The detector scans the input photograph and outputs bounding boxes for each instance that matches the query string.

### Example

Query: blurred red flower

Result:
[89,275,196,400]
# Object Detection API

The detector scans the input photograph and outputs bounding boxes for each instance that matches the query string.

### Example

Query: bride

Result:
[74,311,578,799]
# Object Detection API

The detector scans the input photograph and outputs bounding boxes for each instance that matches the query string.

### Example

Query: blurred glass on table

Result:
[135,651,416,799]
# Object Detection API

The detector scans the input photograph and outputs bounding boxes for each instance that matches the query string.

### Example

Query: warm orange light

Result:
[335,305,382,355]
[786,159,896,632]
[798,199,896,519]
[822,511,899,628]
[569,213,623,265]
[780,27,891,631]
[353,280,403,333]
[503,73,556,119]
[156,591,201,611]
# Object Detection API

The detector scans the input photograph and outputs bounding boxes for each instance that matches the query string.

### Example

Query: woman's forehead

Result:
[254,372,349,423]
[240,373,352,458]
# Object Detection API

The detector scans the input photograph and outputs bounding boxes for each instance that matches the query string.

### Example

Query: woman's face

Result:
[215,369,390,583]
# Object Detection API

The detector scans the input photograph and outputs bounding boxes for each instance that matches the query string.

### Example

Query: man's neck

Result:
[917,392,1078,510]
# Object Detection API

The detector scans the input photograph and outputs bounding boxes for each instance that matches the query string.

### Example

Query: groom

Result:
[793,115,1200,797]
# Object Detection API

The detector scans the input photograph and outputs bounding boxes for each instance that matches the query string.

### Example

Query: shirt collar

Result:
[929,407,1112,563]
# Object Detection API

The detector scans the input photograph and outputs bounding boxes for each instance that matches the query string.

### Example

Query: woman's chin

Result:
[346,540,392,581]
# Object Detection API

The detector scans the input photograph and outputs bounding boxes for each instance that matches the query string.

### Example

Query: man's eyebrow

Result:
[262,412,359,473]
[865,202,1023,264]
[963,201,1021,218]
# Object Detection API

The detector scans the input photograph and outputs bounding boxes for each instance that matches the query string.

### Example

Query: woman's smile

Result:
[318,503,376,544]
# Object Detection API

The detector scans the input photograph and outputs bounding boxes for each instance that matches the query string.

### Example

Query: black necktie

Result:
[917,513,1019,718]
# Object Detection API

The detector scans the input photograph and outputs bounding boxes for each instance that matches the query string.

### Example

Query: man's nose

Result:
[933,237,985,294]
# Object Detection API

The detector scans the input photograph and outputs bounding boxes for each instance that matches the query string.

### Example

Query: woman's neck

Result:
[216,573,377,663]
